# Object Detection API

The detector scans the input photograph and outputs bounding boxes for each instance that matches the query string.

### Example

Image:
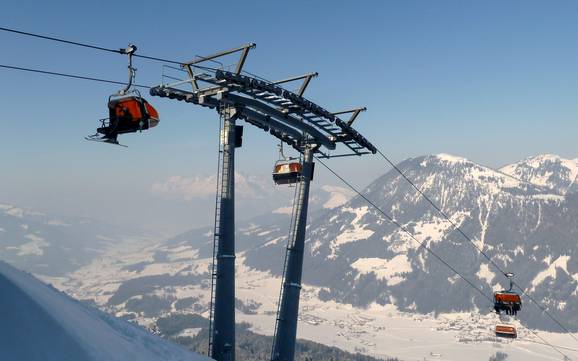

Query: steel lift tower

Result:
[150,45,375,361]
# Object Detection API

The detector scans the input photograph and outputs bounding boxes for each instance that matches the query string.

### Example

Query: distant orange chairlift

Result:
[493,272,521,339]
[495,324,517,339]
[272,142,303,185]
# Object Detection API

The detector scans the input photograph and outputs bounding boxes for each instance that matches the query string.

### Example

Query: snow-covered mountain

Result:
[40,153,578,360]
[151,172,354,227]
[500,154,578,195]
[248,153,578,329]
[0,203,156,276]
[0,260,209,361]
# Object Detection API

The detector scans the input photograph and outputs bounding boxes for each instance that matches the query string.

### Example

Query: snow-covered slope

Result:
[500,154,578,194]
[0,260,210,361]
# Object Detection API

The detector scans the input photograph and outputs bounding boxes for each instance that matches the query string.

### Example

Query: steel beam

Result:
[211,106,239,361]
[238,108,303,141]
[332,107,366,126]
[272,72,318,86]
[271,72,318,96]
[271,146,314,361]
[150,45,376,361]
[224,93,336,150]
[185,43,256,67]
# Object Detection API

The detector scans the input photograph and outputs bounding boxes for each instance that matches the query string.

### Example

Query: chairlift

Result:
[86,45,159,146]
[493,272,522,316]
[272,142,302,185]
[495,324,517,339]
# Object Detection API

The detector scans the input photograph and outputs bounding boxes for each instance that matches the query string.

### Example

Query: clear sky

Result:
[1,1,577,235]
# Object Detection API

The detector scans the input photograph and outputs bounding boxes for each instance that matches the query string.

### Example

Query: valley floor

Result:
[44,242,578,361]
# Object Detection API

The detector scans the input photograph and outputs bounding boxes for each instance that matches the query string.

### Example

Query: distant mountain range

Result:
[2,153,577,359]
[151,171,356,224]
[500,154,578,194]
[0,204,160,276]
[56,154,577,324]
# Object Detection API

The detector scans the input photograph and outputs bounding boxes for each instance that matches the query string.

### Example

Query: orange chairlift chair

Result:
[272,142,303,185]
[86,45,159,146]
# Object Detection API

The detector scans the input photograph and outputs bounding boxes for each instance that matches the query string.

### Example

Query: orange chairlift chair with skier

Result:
[493,272,522,338]
[86,45,159,146]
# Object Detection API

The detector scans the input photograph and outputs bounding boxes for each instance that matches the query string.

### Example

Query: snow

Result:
[232,265,578,361]
[530,194,565,202]
[259,236,284,248]
[151,172,275,201]
[469,165,522,190]
[500,154,578,193]
[412,214,465,244]
[53,243,578,361]
[6,234,50,256]
[272,206,293,214]
[351,255,412,285]
[178,328,202,338]
[140,262,187,277]
[166,247,198,262]
[476,263,496,286]
[45,219,71,226]
[320,185,354,209]
[531,255,571,290]
[435,153,468,164]
[493,253,513,266]
[0,261,210,361]
[528,155,578,183]
[5,206,24,218]
[329,207,374,257]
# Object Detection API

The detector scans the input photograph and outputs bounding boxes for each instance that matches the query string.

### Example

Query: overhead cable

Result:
[0,63,151,89]
[314,156,492,302]
[315,157,574,360]
[374,149,578,342]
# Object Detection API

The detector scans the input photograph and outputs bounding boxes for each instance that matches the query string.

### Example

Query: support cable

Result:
[0,26,182,65]
[314,156,491,302]
[0,26,234,71]
[376,150,507,276]
[374,149,578,343]
[315,157,575,360]
[0,63,151,88]
[0,26,121,54]
[514,284,578,343]
[517,323,574,360]
[2,22,575,351]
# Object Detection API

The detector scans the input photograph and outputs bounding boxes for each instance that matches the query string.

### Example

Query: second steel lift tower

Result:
[150,44,375,361]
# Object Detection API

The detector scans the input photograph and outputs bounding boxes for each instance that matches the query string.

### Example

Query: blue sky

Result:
[1,1,577,234]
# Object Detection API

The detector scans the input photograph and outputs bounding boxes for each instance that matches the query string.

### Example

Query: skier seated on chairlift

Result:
[493,272,522,316]
[86,44,159,146]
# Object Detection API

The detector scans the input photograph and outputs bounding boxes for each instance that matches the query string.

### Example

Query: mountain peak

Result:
[500,154,578,194]
[433,153,469,164]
